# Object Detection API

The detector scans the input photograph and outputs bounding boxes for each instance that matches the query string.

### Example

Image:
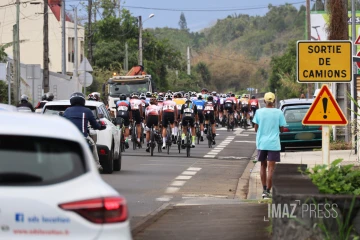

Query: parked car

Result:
[42,100,121,174]
[0,111,132,239]
[279,99,322,151]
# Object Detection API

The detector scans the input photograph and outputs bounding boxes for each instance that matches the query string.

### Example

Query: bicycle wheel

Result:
[227,117,230,132]
[207,129,212,148]
[150,129,155,156]
[244,119,248,130]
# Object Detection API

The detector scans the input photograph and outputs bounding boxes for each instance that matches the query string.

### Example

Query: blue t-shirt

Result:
[252,108,287,151]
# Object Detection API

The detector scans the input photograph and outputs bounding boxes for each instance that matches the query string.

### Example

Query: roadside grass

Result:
[313,141,352,151]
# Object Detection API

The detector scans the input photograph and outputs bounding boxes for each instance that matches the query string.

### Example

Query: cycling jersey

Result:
[249,99,259,108]
[239,98,250,113]
[174,98,186,118]
[181,101,197,127]
[204,101,217,124]
[130,99,143,124]
[116,100,131,126]
[145,104,160,129]
[162,100,177,113]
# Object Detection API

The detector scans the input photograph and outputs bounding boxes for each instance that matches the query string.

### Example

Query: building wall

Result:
[0,1,84,74]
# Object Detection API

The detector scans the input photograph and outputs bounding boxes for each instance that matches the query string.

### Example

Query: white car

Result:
[0,103,18,112]
[42,100,122,174]
[0,111,132,239]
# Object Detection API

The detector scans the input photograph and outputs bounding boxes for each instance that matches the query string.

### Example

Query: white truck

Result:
[103,74,153,117]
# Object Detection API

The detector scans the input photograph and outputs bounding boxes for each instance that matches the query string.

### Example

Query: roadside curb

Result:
[131,203,172,236]
[234,149,257,199]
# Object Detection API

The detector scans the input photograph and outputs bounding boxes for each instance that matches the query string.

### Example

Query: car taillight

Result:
[99,149,106,155]
[59,197,127,224]
[283,127,290,132]
[318,126,322,130]
[100,120,106,126]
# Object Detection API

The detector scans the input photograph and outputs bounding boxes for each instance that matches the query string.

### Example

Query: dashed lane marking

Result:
[165,187,180,193]
[156,195,173,202]
[187,167,202,171]
[182,171,197,175]
[176,175,192,180]
[171,181,187,187]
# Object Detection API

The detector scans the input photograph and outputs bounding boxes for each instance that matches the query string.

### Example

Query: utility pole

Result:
[125,42,128,71]
[74,6,78,79]
[187,46,191,75]
[61,0,66,75]
[88,0,93,64]
[13,0,20,103]
[118,0,121,17]
[352,0,357,151]
[43,0,49,92]
[138,15,143,66]
[306,0,311,99]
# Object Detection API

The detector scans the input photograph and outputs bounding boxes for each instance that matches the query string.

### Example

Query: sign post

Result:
[297,40,351,165]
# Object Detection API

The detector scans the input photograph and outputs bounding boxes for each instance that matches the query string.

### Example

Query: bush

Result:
[304,159,360,195]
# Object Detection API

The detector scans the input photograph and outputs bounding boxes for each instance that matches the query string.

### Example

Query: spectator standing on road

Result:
[252,92,286,199]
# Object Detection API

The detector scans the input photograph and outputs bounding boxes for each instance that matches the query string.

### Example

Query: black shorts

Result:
[146,115,159,128]
[197,110,204,124]
[204,111,215,124]
[132,110,141,124]
[241,107,249,113]
[225,107,234,114]
[182,117,195,127]
[219,105,224,112]
[116,115,130,127]
[162,112,175,127]
[251,106,257,114]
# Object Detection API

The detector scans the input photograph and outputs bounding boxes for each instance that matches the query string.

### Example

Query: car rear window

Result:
[284,108,309,123]
[44,105,97,116]
[0,135,87,186]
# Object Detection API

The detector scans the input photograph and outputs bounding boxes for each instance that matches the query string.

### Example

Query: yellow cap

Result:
[264,92,275,102]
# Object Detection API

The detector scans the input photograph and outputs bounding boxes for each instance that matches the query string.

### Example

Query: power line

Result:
[0,0,40,8]
[196,50,258,65]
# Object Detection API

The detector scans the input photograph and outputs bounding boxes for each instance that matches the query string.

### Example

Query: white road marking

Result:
[156,195,173,202]
[171,181,186,187]
[204,155,216,158]
[165,187,180,193]
[209,149,222,153]
[187,167,202,171]
[182,171,197,175]
[205,152,217,155]
[176,175,192,180]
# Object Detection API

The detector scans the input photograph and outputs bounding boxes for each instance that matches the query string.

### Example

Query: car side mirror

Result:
[98,113,104,119]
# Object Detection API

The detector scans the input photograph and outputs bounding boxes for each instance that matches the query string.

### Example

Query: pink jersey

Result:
[130,99,142,111]
[146,104,160,116]
[162,100,176,113]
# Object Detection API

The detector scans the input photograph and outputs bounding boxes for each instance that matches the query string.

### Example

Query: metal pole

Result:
[306,0,311,99]
[138,16,142,66]
[323,125,330,165]
[88,0,92,64]
[13,24,17,103]
[187,46,190,75]
[118,0,121,17]
[74,7,78,78]
[125,42,128,71]
[352,0,356,150]
[43,0,49,92]
[61,0,66,75]
[7,62,11,105]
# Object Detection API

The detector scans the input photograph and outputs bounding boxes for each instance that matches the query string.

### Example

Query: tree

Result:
[0,46,7,62]
[178,12,188,31]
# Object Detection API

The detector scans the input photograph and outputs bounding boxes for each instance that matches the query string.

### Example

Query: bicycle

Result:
[227,112,234,132]
[149,125,160,156]
[205,123,213,148]
[131,121,137,150]
[195,122,201,145]
[183,120,192,157]
[240,113,248,130]
[166,121,172,154]
[177,121,182,154]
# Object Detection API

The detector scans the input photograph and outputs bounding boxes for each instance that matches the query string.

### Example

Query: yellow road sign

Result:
[297,40,352,82]
[302,85,347,125]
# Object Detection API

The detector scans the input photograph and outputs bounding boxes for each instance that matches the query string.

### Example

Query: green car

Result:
[280,103,322,152]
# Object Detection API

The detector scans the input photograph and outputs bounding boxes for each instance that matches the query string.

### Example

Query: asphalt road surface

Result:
[101,127,257,228]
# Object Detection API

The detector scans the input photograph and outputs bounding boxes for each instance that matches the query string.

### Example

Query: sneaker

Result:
[212,140,216,145]
[146,147,150,152]
[98,165,103,173]
[200,136,204,142]
[125,142,129,149]
[191,143,195,148]
[162,144,166,150]
[262,190,272,199]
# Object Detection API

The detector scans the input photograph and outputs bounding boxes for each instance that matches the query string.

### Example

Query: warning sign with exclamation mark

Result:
[302,85,348,125]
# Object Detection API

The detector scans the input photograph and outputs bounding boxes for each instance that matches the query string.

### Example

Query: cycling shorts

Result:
[251,106,257,114]
[204,111,215,124]
[182,117,195,127]
[219,104,224,112]
[146,115,159,129]
[116,115,130,127]
[132,110,141,124]
[162,112,175,127]
[197,110,204,124]
[241,107,249,113]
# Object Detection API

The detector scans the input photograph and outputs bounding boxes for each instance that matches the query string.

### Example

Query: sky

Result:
[120,0,305,32]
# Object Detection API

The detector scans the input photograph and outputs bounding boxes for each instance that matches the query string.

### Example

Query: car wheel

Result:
[103,144,114,174]
[114,141,122,171]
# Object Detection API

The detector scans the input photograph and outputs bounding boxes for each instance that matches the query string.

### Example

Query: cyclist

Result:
[17,95,35,112]
[35,94,48,111]
[145,92,152,103]
[181,97,197,148]
[193,94,206,141]
[219,94,226,124]
[129,93,143,147]
[211,91,220,125]
[116,94,131,149]
[63,92,106,171]
[239,94,251,126]
[145,98,161,152]
[157,95,164,109]
[173,92,186,143]
[190,92,197,101]
[161,93,178,149]
[45,92,54,101]
[204,95,217,145]
[249,95,259,116]
[224,94,236,126]
[201,88,209,100]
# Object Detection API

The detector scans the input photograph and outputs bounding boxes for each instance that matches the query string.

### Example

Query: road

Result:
[101,127,257,228]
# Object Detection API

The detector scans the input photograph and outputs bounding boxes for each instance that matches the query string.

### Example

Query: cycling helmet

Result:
[119,94,126,100]
[158,92,164,97]
[21,94,29,102]
[165,94,173,100]
[207,96,214,101]
[146,92,152,98]
[140,93,146,100]
[131,93,139,98]
[46,92,54,101]
[251,95,256,99]
[88,94,97,101]
[70,92,86,106]
[41,94,47,101]
[198,94,203,100]
[231,93,235,97]
[157,96,164,102]
[191,92,197,97]
[201,88,208,93]
[212,91,217,96]
[175,92,183,98]
[184,93,189,98]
